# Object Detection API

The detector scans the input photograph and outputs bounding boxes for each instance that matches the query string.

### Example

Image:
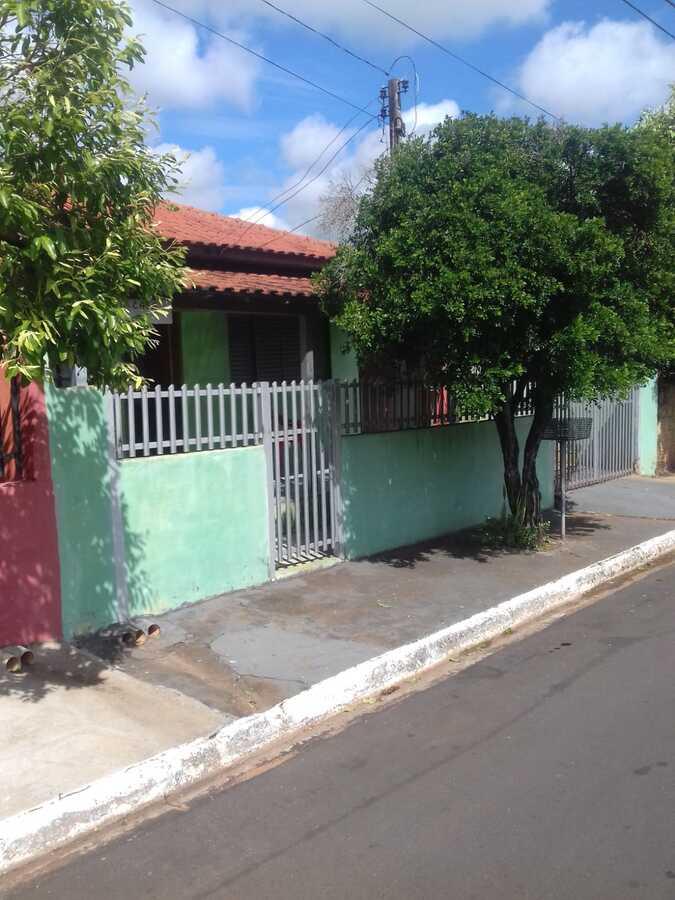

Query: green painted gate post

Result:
[104,389,130,623]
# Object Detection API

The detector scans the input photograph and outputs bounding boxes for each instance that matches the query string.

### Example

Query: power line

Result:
[240,97,379,230]
[663,0,675,9]
[257,0,389,76]
[240,116,375,239]
[258,213,323,248]
[619,0,675,38]
[390,55,419,135]
[149,0,380,118]
[261,162,377,247]
[360,0,562,121]
[261,168,375,246]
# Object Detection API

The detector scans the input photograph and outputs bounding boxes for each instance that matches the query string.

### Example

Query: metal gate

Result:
[262,380,340,569]
[557,388,640,492]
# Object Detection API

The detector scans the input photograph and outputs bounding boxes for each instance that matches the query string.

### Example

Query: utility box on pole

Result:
[385,77,407,152]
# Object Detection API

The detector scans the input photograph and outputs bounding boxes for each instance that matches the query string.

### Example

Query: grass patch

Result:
[478,513,551,552]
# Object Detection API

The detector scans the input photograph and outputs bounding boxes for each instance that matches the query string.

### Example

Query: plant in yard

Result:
[316,113,675,527]
[0,0,185,388]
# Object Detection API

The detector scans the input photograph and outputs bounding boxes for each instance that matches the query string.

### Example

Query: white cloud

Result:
[509,19,675,125]
[234,206,290,230]
[268,99,459,234]
[128,0,259,111]
[154,143,228,210]
[225,0,551,43]
[280,115,346,170]
[405,99,461,133]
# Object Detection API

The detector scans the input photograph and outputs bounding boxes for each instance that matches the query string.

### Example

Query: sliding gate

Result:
[557,388,640,492]
[265,381,340,569]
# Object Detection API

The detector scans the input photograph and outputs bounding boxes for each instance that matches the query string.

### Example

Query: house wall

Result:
[638,378,659,477]
[339,417,555,559]
[46,386,271,637]
[180,310,231,385]
[0,378,62,646]
[329,324,359,382]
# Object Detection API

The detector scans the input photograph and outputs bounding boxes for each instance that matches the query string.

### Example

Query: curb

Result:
[2,528,674,875]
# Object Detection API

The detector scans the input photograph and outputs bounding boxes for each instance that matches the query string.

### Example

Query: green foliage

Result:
[478,509,551,552]
[317,113,674,412]
[317,111,674,526]
[0,0,185,387]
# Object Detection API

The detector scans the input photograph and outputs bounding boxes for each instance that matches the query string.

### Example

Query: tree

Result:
[318,169,374,244]
[0,0,185,388]
[317,113,674,527]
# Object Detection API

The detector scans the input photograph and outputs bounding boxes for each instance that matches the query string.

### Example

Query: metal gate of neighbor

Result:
[557,388,640,492]
[264,380,340,569]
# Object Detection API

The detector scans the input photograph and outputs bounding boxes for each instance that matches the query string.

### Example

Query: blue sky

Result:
[126,0,675,234]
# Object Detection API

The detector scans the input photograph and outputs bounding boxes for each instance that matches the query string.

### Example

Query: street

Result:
[8,559,675,900]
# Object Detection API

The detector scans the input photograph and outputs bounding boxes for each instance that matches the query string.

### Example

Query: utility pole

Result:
[380,77,408,153]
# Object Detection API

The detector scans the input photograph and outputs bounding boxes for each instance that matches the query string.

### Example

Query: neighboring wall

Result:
[46,386,271,638]
[0,379,62,646]
[657,376,675,474]
[638,378,659,477]
[340,417,555,559]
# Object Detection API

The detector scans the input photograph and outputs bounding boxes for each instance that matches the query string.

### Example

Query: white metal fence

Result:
[266,381,338,568]
[110,381,339,569]
[556,389,640,492]
[111,383,262,458]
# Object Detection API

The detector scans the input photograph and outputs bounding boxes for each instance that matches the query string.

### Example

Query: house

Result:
[137,203,356,388]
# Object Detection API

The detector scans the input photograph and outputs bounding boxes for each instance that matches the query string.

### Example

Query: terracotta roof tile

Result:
[186,268,317,298]
[155,202,335,261]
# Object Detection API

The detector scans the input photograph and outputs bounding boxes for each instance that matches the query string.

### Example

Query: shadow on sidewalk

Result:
[363,513,611,571]
[0,643,109,703]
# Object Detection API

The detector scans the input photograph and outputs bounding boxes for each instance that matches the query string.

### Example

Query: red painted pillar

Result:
[0,377,62,645]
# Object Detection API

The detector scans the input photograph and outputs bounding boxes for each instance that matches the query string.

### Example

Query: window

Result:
[0,375,23,482]
[229,315,302,384]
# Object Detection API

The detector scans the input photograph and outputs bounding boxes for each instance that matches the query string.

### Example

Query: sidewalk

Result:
[3,476,674,826]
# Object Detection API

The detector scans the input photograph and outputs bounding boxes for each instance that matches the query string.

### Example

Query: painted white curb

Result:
[2,528,674,875]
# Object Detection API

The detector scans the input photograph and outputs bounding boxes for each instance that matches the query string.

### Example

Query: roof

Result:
[154,202,335,262]
[186,268,316,299]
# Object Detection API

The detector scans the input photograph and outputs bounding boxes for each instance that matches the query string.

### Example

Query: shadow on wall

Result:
[339,418,557,561]
[46,386,155,639]
[0,379,62,647]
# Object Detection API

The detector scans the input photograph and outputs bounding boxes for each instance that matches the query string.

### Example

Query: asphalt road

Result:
[8,561,675,900]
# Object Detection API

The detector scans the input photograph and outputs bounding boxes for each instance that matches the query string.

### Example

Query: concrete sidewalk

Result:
[3,476,674,827]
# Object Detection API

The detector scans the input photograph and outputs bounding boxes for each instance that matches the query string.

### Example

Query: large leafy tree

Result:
[0,0,185,387]
[317,113,674,525]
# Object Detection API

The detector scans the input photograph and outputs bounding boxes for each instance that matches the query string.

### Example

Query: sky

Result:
[125,0,675,235]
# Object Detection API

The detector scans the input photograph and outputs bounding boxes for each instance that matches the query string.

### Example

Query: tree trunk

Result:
[494,387,554,528]
[494,399,522,515]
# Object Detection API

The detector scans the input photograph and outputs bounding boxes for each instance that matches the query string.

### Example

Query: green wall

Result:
[119,447,270,616]
[340,418,555,559]
[638,378,659,477]
[46,386,118,637]
[47,385,271,637]
[329,323,359,382]
[181,310,230,385]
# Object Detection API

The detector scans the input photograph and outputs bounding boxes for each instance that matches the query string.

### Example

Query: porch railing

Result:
[110,379,539,460]
[339,380,535,436]
[0,375,23,481]
[111,383,263,459]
